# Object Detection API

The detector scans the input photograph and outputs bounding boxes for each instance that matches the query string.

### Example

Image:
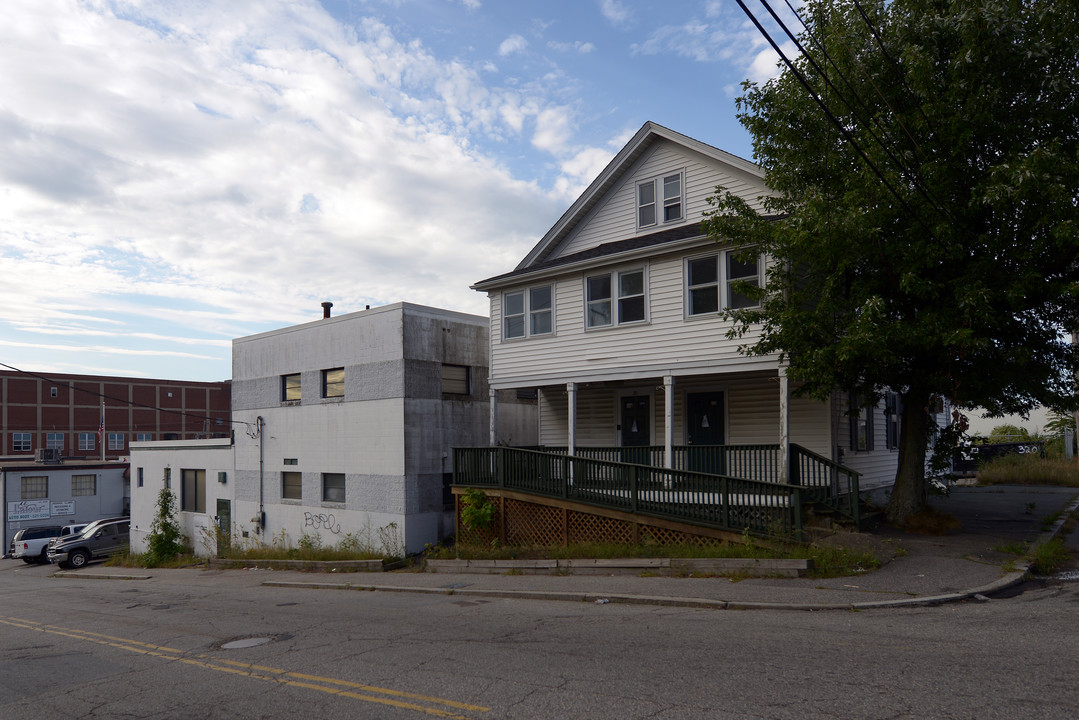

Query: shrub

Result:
[145,487,186,567]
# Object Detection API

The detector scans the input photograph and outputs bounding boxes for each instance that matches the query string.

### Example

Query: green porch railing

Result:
[788,443,861,528]
[521,444,782,481]
[453,446,805,539]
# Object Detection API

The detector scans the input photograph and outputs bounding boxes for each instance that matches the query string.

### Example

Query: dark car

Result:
[47,517,130,568]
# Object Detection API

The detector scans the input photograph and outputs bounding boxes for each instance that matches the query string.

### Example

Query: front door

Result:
[620,395,650,465]
[686,391,725,474]
[216,499,231,557]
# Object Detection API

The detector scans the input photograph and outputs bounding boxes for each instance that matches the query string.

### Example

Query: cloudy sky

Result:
[0,0,796,383]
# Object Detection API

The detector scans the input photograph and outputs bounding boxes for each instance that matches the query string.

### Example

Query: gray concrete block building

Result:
[130,302,536,557]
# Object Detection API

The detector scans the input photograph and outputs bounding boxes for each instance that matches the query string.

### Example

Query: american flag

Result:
[97,408,104,442]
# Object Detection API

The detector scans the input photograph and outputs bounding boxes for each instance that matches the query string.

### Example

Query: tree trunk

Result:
[885,390,931,525]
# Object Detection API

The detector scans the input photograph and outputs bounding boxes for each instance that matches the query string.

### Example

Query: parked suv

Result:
[10,525,87,564]
[47,517,130,568]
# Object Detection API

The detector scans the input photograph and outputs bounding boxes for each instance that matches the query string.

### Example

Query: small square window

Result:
[46,432,64,450]
[108,432,125,451]
[282,471,302,500]
[21,476,47,499]
[71,474,97,496]
[79,432,95,451]
[322,368,344,398]
[12,432,31,452]
[442,364,470,395]
[322,473,346,503]
[50,386,58,397]
[503,286,554,340]
[281,373,301,402]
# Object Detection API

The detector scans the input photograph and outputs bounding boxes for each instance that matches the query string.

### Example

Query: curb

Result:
[53,571,151,580]
[260,571,1030,611]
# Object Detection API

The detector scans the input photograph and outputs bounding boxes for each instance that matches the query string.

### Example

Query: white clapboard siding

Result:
[557,139,768,258]
[489,248,771,388]
[834,399,899,490]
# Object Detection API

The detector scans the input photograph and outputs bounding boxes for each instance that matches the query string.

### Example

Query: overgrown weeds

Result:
[425,538,880,578]
[1030,539,1071,575]
[976,455,1079,487]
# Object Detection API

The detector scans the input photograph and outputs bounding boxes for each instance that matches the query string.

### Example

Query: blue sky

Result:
[0,0,797,383]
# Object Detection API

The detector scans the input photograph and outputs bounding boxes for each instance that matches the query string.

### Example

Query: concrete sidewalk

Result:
[260,484,1079,611]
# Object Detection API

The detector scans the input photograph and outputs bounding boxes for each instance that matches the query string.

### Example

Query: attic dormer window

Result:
[637,171,683,229]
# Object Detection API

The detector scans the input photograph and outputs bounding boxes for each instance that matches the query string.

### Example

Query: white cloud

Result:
[548,40,595,54]
[0,0,583,380]
[598,0,631,26]
[498,34,528,57]
[531,107,574,153]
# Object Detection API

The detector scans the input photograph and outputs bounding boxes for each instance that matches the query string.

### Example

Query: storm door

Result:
[686,391,726,474]
[619,395,651,465]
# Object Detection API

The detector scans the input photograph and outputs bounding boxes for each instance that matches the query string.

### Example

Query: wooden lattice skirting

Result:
[453,487,748,549]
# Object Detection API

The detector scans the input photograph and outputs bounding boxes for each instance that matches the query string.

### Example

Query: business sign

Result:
[7,500,51,522]
[51,501,76,516]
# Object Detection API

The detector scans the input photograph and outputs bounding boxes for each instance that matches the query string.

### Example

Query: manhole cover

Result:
[222,637,272,650]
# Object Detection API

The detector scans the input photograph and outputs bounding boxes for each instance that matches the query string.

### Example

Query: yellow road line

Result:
[0,616,488,718]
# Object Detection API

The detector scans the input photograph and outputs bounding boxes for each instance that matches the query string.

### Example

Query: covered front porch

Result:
[452,442,861,543]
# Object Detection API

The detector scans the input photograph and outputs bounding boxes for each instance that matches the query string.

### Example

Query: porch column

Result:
[489,388,498,447]
[566,382,578,455]
[663,375,675,469]
[779,366,791,484]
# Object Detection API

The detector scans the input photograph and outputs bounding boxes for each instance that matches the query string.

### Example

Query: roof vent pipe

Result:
[321,301,333,319]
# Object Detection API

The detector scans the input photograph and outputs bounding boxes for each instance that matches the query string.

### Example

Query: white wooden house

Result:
[472,122,899,496]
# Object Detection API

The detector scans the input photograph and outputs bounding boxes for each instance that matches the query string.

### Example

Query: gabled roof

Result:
[473,222,707,290]
[515,121,762,272]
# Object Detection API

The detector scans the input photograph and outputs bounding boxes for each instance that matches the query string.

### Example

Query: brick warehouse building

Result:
[1,370,231,462]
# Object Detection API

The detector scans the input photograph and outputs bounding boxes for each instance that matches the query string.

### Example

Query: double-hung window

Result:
[46,433,64,450]
[884,392,900,450]
[12,432,31,452]
[79,433,95,451]
[586,269,646,328]
[637,172,683,230]
[849,393,874,452]
[685,249,761,316]
[108,433,125,451]
[727,252,761,309]
[503,285,554,339]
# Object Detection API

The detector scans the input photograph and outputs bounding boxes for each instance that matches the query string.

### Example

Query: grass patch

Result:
[105,550,203,569]
[427,539,880,578]
[976,455,1079,487]
[991,540,1027,555]
[899,506,962,535]
[1029,538,1071,575]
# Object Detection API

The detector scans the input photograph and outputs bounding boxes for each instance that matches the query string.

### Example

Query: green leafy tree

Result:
[704,1,1079,523]
[987,424,1031,443]
[145,487,185,567]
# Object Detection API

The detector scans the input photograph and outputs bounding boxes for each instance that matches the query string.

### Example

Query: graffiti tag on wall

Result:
[304,511,342,534]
